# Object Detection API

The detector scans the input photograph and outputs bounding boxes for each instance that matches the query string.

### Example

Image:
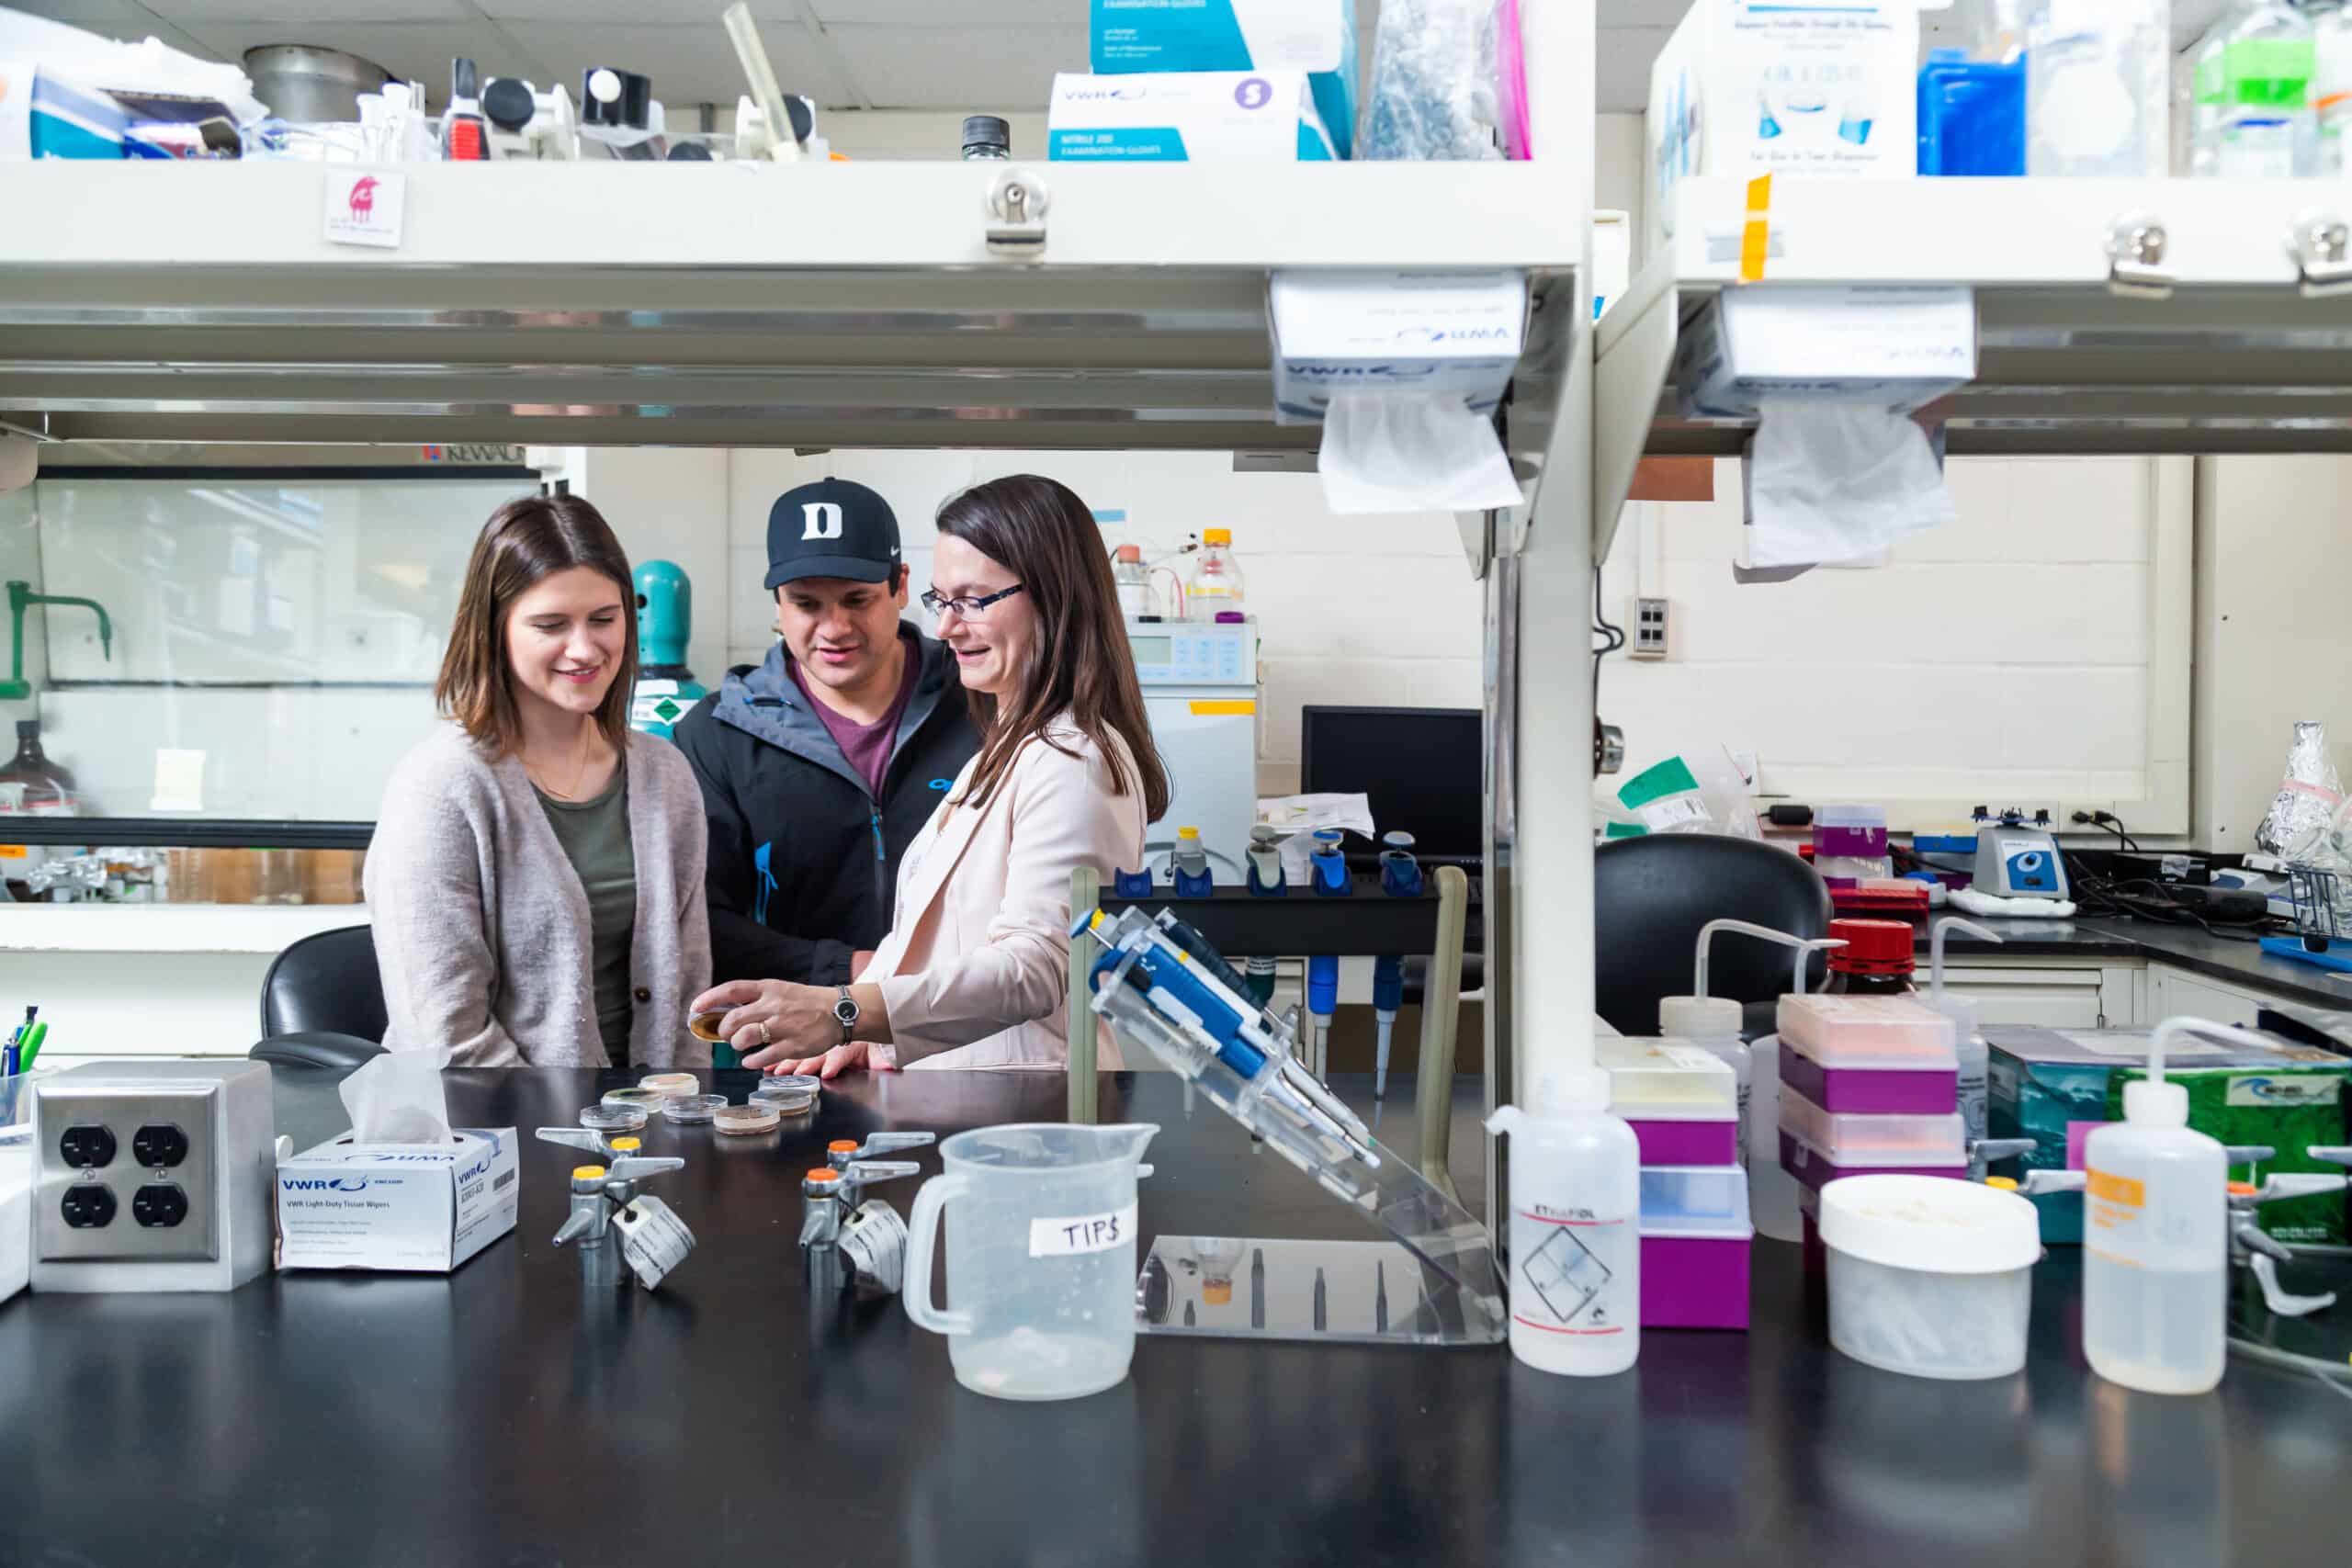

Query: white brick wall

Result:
[717,448,1480,795]
[1599,455,2188,826]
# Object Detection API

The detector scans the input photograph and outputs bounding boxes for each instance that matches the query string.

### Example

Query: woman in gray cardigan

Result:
[367,494,711,1068]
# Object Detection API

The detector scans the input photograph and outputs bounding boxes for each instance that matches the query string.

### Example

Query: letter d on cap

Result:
[801,502,844,541]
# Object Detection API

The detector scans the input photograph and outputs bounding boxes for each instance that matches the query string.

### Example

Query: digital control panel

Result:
[1125,618,1253,687]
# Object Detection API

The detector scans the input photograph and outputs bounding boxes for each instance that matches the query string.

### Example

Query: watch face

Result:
[833,997,858,1023]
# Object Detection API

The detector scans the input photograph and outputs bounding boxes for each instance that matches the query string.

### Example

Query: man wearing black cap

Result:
[673,479,979,1008]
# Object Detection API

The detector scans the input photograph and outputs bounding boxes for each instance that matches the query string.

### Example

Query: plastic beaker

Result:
[904,1122,1158,1402]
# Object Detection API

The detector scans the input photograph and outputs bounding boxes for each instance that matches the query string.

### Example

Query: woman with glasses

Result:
[691,473,1168,1075]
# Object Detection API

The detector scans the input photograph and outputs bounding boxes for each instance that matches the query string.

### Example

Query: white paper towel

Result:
[1316,392,1525,516]
[1738,400,1956,574]
[339,1045,455,1144]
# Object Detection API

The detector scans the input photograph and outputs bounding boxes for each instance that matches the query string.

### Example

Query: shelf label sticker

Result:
[323,171,406,250]
[1029,1201,1136,1258]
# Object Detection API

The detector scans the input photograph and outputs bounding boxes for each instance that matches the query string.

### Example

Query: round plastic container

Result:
[713,1102,782,1135]
[752,1076,820,1112]
[687,1010,729,1043]
[580,1104,648,1133]
[639,1072,700,1097]
[600,1087,664,1111]
[1818,1175,2041,1381]
[662,1093,728,1124]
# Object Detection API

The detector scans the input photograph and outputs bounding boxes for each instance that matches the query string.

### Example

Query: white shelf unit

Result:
[0,159,1581,455]
[1597,175,2352,553]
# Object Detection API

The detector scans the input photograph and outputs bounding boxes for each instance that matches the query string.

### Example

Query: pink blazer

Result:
[861,718,1147,1072]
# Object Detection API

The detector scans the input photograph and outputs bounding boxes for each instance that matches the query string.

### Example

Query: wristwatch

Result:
[832,985,859,1046]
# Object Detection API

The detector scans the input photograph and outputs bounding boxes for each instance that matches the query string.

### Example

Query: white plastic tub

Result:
[1817,1175,2041,1382]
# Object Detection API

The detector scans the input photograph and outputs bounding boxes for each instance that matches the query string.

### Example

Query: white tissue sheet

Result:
[1317,392,1524,515]
[1740,400,1955,570]
[338,1045,455,1145]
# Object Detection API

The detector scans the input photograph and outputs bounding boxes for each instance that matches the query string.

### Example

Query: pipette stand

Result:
[1083,906,1503,1347]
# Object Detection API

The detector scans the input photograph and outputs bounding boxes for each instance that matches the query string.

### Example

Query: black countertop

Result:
[1917,914,2352,1012]
[2,1066,2346,1568]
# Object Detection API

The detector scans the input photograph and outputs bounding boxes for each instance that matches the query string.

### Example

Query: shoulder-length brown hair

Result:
[935,475,1170,822]
[435,493,639,756]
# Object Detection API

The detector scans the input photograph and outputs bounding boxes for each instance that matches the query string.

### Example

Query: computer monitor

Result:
[1299,705,1484,865]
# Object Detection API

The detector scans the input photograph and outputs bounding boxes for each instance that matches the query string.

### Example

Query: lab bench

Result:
[1919,916,2352,1032]
[0,1066,2338,1568]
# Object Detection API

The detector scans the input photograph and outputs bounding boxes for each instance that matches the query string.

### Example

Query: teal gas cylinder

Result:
[630,559,707,739]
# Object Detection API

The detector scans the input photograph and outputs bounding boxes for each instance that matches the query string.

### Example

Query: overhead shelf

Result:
[0,160,1580,454]
[1599,176,2352,516]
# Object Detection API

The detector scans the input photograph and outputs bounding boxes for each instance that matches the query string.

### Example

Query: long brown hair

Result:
[435,493,639,756]
[935,475,1170,821]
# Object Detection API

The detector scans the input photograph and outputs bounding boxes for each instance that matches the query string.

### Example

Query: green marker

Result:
[17,1021,46,1072]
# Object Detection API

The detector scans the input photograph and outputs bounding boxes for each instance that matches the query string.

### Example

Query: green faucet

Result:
[2,580,114,702]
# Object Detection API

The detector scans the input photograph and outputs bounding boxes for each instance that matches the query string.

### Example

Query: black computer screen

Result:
[1299,705,1484,863]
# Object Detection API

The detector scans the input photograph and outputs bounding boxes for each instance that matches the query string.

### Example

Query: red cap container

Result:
[1826,919,1916,977]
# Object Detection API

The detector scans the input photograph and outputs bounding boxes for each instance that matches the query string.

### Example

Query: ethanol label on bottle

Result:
[1512,1208,1631,1337]
[1029,1201,1136,1258]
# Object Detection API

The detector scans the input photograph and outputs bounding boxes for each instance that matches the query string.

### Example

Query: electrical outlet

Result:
[1629,597,1670,660]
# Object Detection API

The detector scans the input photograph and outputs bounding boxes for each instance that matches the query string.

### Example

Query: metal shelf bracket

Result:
[984,168,1050,259]
[2107,212,2174,301]
[2289,211,2352,300]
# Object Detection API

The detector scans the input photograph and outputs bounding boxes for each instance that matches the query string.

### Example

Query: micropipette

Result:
[1306,829,1350,1080]
[1373,830,1423,1100]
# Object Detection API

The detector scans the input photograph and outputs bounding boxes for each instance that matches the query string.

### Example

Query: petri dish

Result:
[662,1092,729,1124]
[688,1010,730,1043]
[581,1104,649,1133]
[752,1077,820,1113]
[713,1102,783,1135]
[601,1087,665,1111]
[639,1072,700,1097]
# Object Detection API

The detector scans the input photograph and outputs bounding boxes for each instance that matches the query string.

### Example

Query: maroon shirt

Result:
[787,634,920,799]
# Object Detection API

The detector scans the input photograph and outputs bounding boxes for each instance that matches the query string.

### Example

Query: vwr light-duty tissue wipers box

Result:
[1089,0,1359,160]
[1049,70,1337,161]
[277,1128,519,1272]
[1269,268,1528,425]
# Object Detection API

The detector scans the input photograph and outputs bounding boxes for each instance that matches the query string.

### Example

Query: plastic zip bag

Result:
[1361,0,1505,161]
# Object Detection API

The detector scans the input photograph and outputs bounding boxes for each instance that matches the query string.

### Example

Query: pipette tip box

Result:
[1776,995,1958,1114]
[1604,1039,1740,1168]
[1639,1167,1753,1331]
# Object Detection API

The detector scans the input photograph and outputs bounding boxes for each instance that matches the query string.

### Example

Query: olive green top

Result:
[535,770,637,1066]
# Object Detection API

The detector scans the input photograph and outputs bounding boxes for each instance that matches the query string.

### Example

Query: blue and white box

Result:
[1091,0,1359,159]
[0,63,130,160]
[1645,0,1919,251]
[1269,268,1528,424]
[277,1126,520,1272]
[1049,71,1337,162]
[1675,284,1976,419]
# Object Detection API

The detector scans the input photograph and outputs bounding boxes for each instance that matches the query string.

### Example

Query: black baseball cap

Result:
[764,478,903,590]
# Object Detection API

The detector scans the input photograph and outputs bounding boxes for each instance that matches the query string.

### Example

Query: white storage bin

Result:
[1817,1174,2041,1382]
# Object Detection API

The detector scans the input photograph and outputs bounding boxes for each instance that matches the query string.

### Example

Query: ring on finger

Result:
[757,1021,772,1045]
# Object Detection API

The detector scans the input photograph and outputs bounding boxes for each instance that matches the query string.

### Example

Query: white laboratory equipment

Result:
[2082,1017,2250,1397]
[1126,615,1258,885]
[1487,1068,1642,1377]
[1818,1173,2041,1381]
[1920,916,2004,1145]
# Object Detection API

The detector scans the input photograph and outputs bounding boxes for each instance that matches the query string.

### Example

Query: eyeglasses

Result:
[920,583,1024,621]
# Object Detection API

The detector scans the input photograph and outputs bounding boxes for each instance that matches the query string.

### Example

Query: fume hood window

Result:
[0,471,534,833]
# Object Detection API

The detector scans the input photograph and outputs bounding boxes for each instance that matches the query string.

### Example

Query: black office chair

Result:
[1594,835,1834,1039]
[251,924,389,1071]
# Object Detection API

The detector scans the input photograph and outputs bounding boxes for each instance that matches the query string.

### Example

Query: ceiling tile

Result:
[150,0,477,20]
[499,21,856,110]
[173,17,549,97]
[808,0,1076,25]
[5,0,216,56]
[826,24,1081,111]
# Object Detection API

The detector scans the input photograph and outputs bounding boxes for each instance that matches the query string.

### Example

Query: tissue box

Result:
[277,1128,520,1272]
[1269,267,1528,424]
[1090,0,1358,160]
[1676,285,1977,419]
[0,64,130,159]
[1646,0,1919,250]
[1986,1025,2350,1246]
[1048,70,1337,163]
